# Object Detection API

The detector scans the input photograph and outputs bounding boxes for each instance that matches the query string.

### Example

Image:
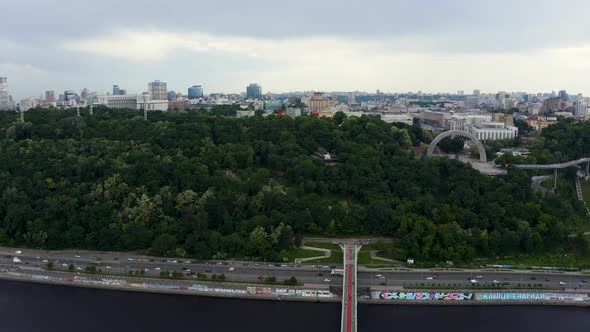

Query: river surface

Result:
[0,279,588,332]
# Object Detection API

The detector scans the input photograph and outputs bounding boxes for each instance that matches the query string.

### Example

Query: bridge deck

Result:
[340,244,360,332]
[515,158,590,170]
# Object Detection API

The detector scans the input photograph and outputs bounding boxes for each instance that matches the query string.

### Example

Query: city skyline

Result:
[2,0,590,99]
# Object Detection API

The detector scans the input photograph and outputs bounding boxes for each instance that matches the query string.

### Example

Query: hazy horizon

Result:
[2,0,590,99]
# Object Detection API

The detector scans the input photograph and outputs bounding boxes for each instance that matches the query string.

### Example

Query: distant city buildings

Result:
[0,77,12,110]
[188,85,204,99]
[148,80,167,100]
[541,97,567,114]
[19,98,39,111]
[110,85,127,96]
[45,90,55,103]
[63,90,78,102]
[558,90,569,101]
[246,83,262,100]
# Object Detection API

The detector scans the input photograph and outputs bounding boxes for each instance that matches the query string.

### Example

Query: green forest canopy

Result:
[0,108,587,262]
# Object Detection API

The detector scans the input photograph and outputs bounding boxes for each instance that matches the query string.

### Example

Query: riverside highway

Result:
[1,247,588,290]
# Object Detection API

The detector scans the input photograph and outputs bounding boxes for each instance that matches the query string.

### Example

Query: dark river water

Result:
[0,279,588,332]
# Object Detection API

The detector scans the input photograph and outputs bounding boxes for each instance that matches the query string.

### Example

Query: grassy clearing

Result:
[304,242,341,251]
[299,242,342,264]
[480,254,590,269]
[357,251,392,265]
[304,251,343,264]
[284,248,326,262]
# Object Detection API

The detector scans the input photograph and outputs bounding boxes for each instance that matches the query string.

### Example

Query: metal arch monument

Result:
[426,130,487,163]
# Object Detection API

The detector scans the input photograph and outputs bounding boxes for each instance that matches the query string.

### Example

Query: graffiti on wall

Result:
[478,293,589,302]
[375,292,474,301]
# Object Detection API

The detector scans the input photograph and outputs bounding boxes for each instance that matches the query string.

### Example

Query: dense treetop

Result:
[0,108,587,262]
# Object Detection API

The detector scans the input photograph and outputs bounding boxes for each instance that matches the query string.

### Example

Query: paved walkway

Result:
[369,250,396,263]
[295,246,331,263]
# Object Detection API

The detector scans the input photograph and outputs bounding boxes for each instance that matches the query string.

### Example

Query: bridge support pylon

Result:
[554,169,558,190]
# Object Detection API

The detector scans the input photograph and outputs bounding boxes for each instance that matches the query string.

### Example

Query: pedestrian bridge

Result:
[515,157,590,170]
[340,243,361,332]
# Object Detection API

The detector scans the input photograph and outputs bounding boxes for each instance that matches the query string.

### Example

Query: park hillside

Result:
[0,107,588,265]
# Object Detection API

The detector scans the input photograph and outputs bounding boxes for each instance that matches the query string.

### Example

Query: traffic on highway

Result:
[1,248,588,290]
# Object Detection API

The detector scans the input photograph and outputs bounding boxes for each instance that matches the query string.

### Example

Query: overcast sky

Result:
[2,0,590,99]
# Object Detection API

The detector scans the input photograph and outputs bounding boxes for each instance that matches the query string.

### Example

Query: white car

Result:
[14,251,22,255]
[470,279,478,284]
[62,263,68,267]
[492,280,499,284]
[323,278,331,282]
[228,267,235,271]
[375,274,383,278]
[559,281,566,285]
[42,259,48,263]
[475,275,483,279]
[75,255,81,258]
[76,267,83,271]
[154,267,161,271]
[426,277,434,280]
[127,258,134,261]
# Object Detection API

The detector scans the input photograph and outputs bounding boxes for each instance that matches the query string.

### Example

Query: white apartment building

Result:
[286,107,302,118]
[380,113,414,125]
[96,94,168,111]
[574,100,588,120]
[447,115,517,142]
[471,122,518,142]
[446,115,492,131]
[236,110,255,118]
[19,98,39,111]
[0,77,12,110]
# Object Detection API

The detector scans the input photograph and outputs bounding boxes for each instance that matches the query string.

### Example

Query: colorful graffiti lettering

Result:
[377,292,473,301]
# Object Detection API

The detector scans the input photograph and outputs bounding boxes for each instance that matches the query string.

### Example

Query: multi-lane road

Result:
[1,247,588,290]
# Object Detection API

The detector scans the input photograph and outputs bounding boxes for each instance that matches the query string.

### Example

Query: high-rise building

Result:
[558,90,568,101]
[148,80,167,100]
[246,83,262,99]
[113,85,120,95]
[347,92,356,105]
[45,90,55,103]
[307,92,331,115]
[0,77,11,110]
[188,85,204,99]
[473,90,481,96]
[64,90,78,102]
[574,100,588,119]
[167,91,177,101]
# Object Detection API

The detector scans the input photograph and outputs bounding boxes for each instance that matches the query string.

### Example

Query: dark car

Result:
[318,273,324,276]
